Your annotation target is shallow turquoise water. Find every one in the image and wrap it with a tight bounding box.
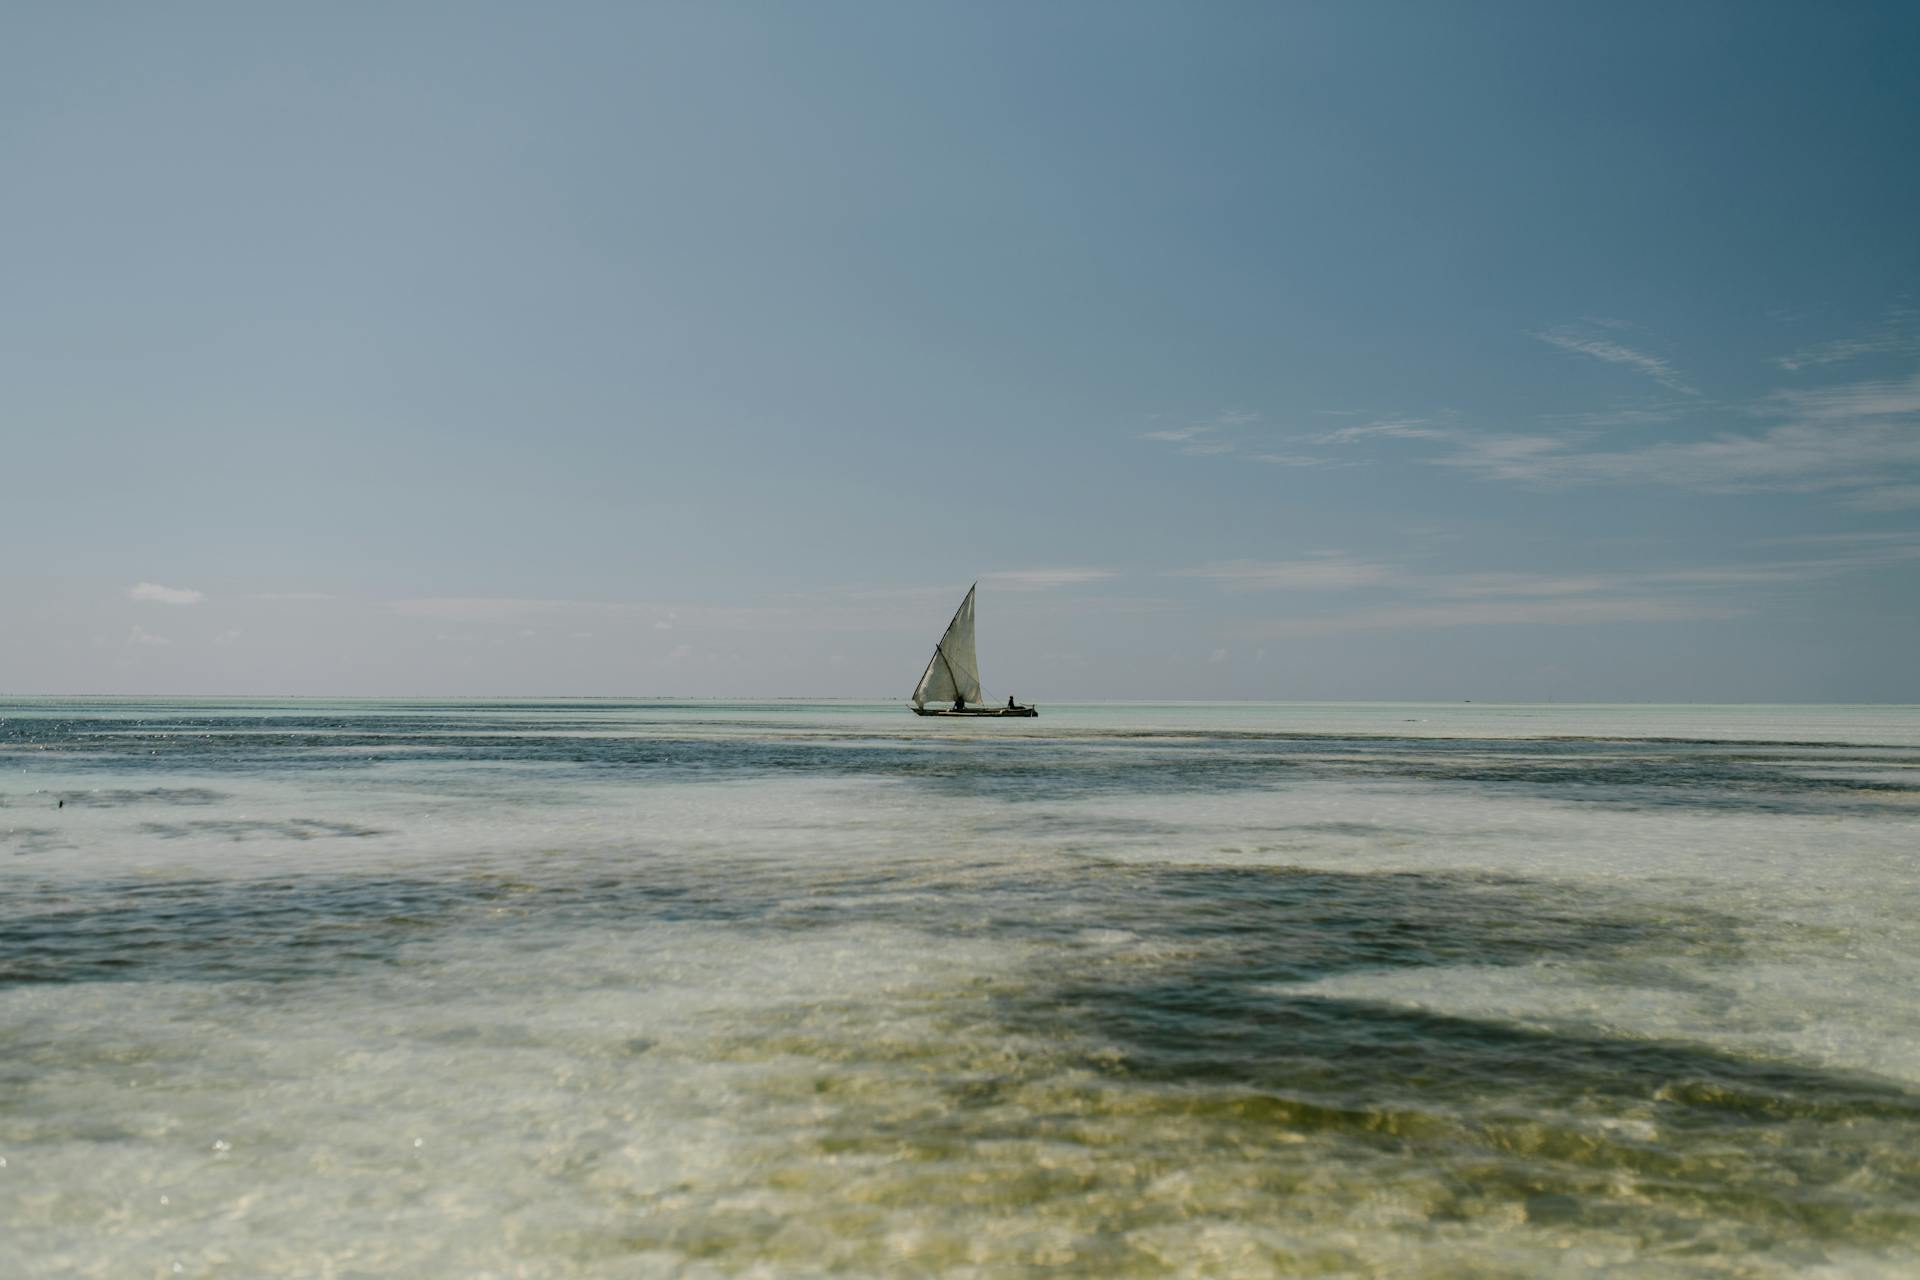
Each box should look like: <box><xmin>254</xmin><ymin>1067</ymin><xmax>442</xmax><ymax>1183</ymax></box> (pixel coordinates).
<box><xmin>3</xmin><ymin>700</ymin><xmax>1918</xmax><ymax>1276</ymax></box>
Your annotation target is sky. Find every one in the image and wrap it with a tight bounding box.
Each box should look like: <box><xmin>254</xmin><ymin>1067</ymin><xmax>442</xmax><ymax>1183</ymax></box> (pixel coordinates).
<box><xmin>3</xmin><ymin>1</ymin><xmax>1918</xmax><ymax>700</ymax></box>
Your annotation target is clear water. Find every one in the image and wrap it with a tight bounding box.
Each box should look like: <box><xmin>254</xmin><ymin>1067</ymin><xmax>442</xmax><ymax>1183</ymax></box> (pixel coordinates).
<box><xmin>3</xmin><ymin>699</ymin><xmax>1918</xmax><ymax>1278</ymax></box>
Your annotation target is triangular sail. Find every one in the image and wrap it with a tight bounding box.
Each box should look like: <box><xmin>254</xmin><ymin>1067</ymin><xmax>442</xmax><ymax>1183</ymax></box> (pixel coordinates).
<box><xmin>912</xmin><ymin>585</ymin><xmax>988</xmax><ymax>708</ymax></box>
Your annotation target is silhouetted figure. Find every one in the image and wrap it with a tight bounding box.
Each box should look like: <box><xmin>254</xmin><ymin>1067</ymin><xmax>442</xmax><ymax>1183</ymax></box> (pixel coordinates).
<box><xmin>1007</xmin><ymin>695</ymin><xmax>1016</xmax><ymax>709</ymax></box>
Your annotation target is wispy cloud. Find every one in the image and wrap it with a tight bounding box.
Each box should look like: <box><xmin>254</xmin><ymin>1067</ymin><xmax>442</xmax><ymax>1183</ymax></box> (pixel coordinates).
<box><xmin>1851</xmin><ymin>485</ymin><xmax>1920</xmax><ymax>511</ymax></box>
<box><xmin>1180</xmin><ymin>555</ymin><xmax>1400</xmax><ymax>592</ymax></box>
<box><xmin>1179</xmin><ymin>554</ymin><xmax>1876</xmax><ymax>601</ymax></box>
<box><xmin>981</xmin><ymin>567</ymin><xmax>1117</xmax><ymax>591</ymax></box>
<box><xmin>1185</xmin><ymin>537</ymin><xmax>1920</xmax><ymax>638</ymax></box>
<box><xmin>1305</xmin><ymin>416</ymin><xmax>1450</xmax><ymax>446</ymax></box>
<box><xmin>1217</xmin><ymin>416</ymin><xmax>1452</xmax><ymax>467</ymax></box>
<box><xmin>1242</xmin><ymin>596</ymin><xmax>1737</xmax><ymax>638</ymax></box>
<box><xmin>1138</xmin><ymin>410</ymin><xmax>1266</xmax><ymax>458</ymax></box>
<box><xmin>1535</xmin><ymin>326</ymin><xmax>1699</xmax><ymax>395</ymax></box>
<box><xmin>1245</xmin><ymin>452</ymin><xmax>1344</xmax><ymax>467</ymax></box>
<box><xmin>1139</xmin><ymin>426</ymin><xmax>1236</xmax><ymax>456</ymax></box>
<box><xmin>388</xmin><ymin>597</ymin><xmax>617</xmax><ymax>623</ymax></box>
<box><xmin>1191</xmin><ymin>556</ymin><xmax>1750</xmax><ymax>638</ymax></box>
<box><xmin>128</xmin><ymin>624</ymin><xmax>170</xmax><ymax>646</ymax></box>
<box><xmin>1775</xmin><ymin>304</ymin><xmax>1920</xmax><ymax>372</ymax></box>
<box><xmin>1765</xmin><ymin>371</ymin><xmax>1920</xmax><ymax>422</ymax></box>
<box><xmin>1424</xmin><ymin>371</ymin><xmax>1920</xmax><ymax>499</ymax></box>
<box><xmin>389</xmin><ymin>596</ymin><xmax>785</xmax><ymax>631</ymax></box>
<box><xmin>1286</xmin><ymin>326</ymin><xmax>1920</xmax><ymax>505</ymax></box>
<box><xmin>388</xmin><ymin>591</ymin><xmax>946</xmax><ymax>635</ymax></box>
<box><xmin>1757</xmin><ymin>529</ymin><xmax>1920</xmax><ymax>548</ymax></box>
<box><xmin>1141</xmin><ymin>409</ymin><xmax>1438</xmax><ymax>469</ymax></box>
<box><xmin>129</xmin><ymin>582</ymin><xmax>204</xmax><ymax>606</ymax></box>
<box><xmin>1539</xmin><ymin>401</ymin><xmax>1694</xmax><ymax>429</ymax></box>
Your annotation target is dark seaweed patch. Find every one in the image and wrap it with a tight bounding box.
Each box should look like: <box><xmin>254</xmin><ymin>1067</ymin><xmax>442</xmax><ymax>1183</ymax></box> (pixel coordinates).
<box><xmin>0</xmin><ymin>855</ymin><xmax>1724</xmax><ymax>999</ymax></box>
<box><xmin>134</xmin><ymin>818</ymin><xmax>383</xmax><ymax>842</ymax></box>
<box><xmin>48</xmin><ymin>787</ymin><xmax>228</xmax><ymax>808</ymax></box>
<box><xmin>5</xmin><ymin>703</ymin><xmax>1916</xmax><ymax>815</ymax></box>
<box><xmin>1</xmin><ymin>827</ymin><xmax>65</xmax><ymax>856</ymax></box>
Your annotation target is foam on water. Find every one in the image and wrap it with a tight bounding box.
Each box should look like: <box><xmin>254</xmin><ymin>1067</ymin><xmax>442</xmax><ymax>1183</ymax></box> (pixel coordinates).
<box><xmin>3</xmin><ymin>699</ymin><xmax>1919</xmax><ymax>1277</ymax></box>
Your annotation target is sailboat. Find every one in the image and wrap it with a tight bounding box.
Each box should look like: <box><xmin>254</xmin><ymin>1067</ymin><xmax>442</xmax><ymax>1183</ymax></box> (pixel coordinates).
<box><xmin>910</xmin><ymin>584</ymin><xmax>1037</xmax><ymax>717</ymax></box>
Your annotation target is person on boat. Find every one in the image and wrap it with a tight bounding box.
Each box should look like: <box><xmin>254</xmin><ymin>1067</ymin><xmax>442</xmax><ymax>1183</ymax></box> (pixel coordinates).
<box><xmin>1007</xmin><ymin>695</ymin><xmax>1016</xmax><ymax>709</ymax></box>
<box><xmin>953</xmin><ymin>696</ymin><xmax>965</xmax><ymax>711</ymax></box>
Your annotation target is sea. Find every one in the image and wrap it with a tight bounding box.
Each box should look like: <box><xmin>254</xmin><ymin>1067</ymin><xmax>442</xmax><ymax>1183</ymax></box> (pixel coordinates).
<box><xmin>3</xmin><ymin>698</ymin><xmax>1919</xmax><ymax>1278</ymax></box>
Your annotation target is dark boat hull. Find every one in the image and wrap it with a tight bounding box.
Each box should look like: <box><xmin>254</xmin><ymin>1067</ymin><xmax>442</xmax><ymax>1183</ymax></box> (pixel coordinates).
<box><xmin>912</xmin><ymin>706</ymin><xmax>1038</xmax><ymax>717</ymax></box>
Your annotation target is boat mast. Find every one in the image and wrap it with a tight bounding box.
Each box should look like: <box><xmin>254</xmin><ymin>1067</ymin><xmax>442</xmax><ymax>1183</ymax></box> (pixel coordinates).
<box><xmin>943</xmin><ymin>584</ymin><xmax>976</xmax><ymax>705</ymax></box>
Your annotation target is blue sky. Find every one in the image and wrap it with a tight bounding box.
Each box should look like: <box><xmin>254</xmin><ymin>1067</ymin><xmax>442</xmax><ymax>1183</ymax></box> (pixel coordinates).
<box><xmin>4</xmin><ymin>1</ymin><xmax>1918</xmax><ymax>699</ymax></box>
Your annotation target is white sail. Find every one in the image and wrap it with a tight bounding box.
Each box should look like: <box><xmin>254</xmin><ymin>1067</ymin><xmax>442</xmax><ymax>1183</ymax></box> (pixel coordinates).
<box><xmin>912</xmin><ymin>584</ymin><xmax>989</xmax><ymax>709</ymax></box>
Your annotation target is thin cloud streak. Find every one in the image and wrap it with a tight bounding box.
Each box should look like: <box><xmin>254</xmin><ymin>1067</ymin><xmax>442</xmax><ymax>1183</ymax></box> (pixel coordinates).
<box><xmin>1242</xmin><ymin>597</ymin><xmax>1739</xmax><ymax>639</ymax></box>
<box><xmin>387</xmin><ymin>598</ymin><xmax>628</xmax><ymax>623</ymax></box>
<box><xmin>1426</xmin><ymin>371</ymin><xmax>1920</xmax><ymax>498</ymax></box>
<box><xmin>387</xmin><ymin>592</ymin><xmax>966</xmax><ymax>634</ymax></box>
<box><xmin>130</xmin><ymin>582</ymin><xmax>204</xmax><ymax>606</ymax></box>
<box><xmin>1246</xmin><ymin>452</ymin><xmax>1345</xmax><ymax>468</ymax></box>
<box><xmin>1181</xmin><ymin>555</ymin><xmax>1883</xmax><ymax>601</ymax></box>
<box><xmin>1757</xmin><ymin>529</ymin><xmax>1920</xmax><ymax>547</ymax></box>
<box><xmin>1539</xmin><ymin>402</ymin><xmax>1694</xmax><ymax>429</ymax></box>
<box><xmin>1774</xmin><ymin>305</ymin><xmax>1920</xmax><ymax>372</ymax></box>
<box><xmin>1137</xmin><ymin>410</ymin><xmax>1297</xmax><ymax>462</ymax></box>
<box><xmin>1535</xmin><ymin>327</ymin><xmax>1700</xmax><ymax>396</ymax></box>
<box><xmin>1763</xmin><ymin>372</ymin><xmax>1920</xmax><ymax>422</ymax></box>
<box><xmin>1265</xmin><ymin>359</ymin><xmax>1920</xmax><ymax>506</ymax></box>
<box><xmin>1181</xmin><ymin>556</ymin><xmax>1400</xmax><ymax>592</ymax></box>
<box><xmin>1184</xmin><ymin>538</ymin><xmax>1919</xmax><ymax>638</ymax></box>
<box><xmin>1851</xmin><ymin>485</ymin><xmax>1920</xmax><ymax>511</ymax></box>
<box><xmin>1306</xmin><ymin>417</ymin><xmax>1449</xmax><ymax>446</ymax></box>
<box><xmin>980</xmin><ymin>567</ymin><xmax>1117</xmax><ymax>591</ymax></box>
<box><xmin>1140</xmin><ymin>411</ymin><xmax>1438</xmax><ymax>470</ymax></box>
